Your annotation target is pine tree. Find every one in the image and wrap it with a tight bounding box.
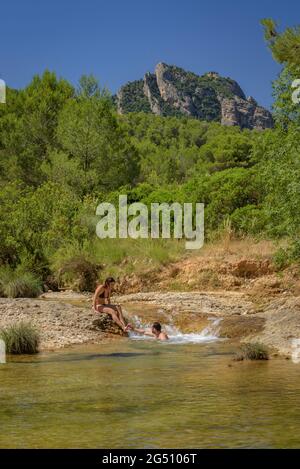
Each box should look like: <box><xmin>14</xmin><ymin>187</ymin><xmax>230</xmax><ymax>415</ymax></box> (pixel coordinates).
<box><xmin>261</xmin><ymin>18</ymin><xmax>300</xmax><ymax>70</ymax></box>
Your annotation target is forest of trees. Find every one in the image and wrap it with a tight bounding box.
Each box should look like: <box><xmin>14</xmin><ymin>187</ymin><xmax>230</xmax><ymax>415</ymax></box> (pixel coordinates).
<box><xmin>0</xmin><ymin>19</ymin><xmax>299</xmax><ymax>295</ymax></box>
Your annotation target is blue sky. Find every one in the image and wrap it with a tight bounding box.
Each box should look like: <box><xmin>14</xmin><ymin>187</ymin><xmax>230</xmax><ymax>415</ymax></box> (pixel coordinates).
<box><xmin>1</xmin><ymin>0</ymin><xmax>299</xmax><ymax>108</ymax></box>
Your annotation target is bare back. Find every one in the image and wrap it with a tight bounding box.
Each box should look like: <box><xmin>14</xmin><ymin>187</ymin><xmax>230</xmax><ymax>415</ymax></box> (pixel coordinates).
<box><xmin>157</xmin><ymin>332</ymin><xmax>169</xmax><ymax>341</ymax></box>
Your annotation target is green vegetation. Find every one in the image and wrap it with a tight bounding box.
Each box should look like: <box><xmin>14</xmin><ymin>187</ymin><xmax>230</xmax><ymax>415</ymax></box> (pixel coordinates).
<box><xmin>273</xmin><ymin>240</ymin><xmax>300</xmax><ymax>270</ymax></box>
<box><xmin>0</xmin><ymin>20</ymin><xmax>299</xmax><ymax>292</ymax></box>
<box><xmin>0</xmin><ymin>322</ymin><xmax>40</xmax><ymax>354</ymax></box>
<box><xmin>53</xmin><ymin>254</ymin><xmax>100</xmax><ymax>292</ymax></box>
<box><xmin>117</xmin><ymin>80</ymin><xmax>151</xmax><ymax>114</ymax></box>
<box><xmin>261</xmin><ymin>18</ymin><xmax>300</xmax><ymax>128</ymax></box>
<box><xmin>235</xmin><ymin>343</ymin><xmax>269</xmax><ymax>361</ymax></box>
<box><xmin>0</xmin><ymin>267</ymin><xmax>42</xmax><ymax>298</ymax></box>
<box><xmin>261</xmin><ymin>18</ymin><xmax>300</xmax><ymax>68</ymax></box>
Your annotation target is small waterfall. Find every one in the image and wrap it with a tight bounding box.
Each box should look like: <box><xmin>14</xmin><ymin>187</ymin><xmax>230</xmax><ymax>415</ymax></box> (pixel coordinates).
<box><xmin>128</xmin><ymin>315</ymin><xmax>221</xmax><ymax>344</ymax></box>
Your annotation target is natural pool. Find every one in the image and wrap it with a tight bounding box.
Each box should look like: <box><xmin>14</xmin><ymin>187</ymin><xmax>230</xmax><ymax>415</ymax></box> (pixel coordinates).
<box><xmin>1</xmin><ymin>330</ymin><xmax>300</xmax><ymax>448</ymax></box>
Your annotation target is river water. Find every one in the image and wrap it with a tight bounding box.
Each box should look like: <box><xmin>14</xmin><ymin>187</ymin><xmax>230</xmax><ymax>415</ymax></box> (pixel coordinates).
<box><xmin>1</xmin><ymin>319</ymin><xmax>300</xmax><ymax>448</ymax></box>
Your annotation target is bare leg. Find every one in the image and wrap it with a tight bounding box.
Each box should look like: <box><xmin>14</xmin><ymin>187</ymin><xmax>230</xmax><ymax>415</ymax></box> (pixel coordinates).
<box><xmin>105</xmin><ymin>304</ymin><xmax>127</xmax><ymax>330</ymax></box>
<box><xmin>109</xmin><ymin>311</ymin><xmax>126</xmax><ymax>331</ymax></box>
<box><xmin>114</xmin><ymin>305</ymin><xmax>127</xmax><ymax>329</ymax></box>
<box><xmin>98</xmin><ymin>305</ymin><xmax>127</xmax><ymax>331</ymax></box>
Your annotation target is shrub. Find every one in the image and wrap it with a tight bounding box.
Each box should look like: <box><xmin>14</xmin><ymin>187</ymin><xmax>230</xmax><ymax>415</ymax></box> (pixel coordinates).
<box><xmin>235</xmin><ymin>343</ymin><xmax>269</xmax><ymax>361</ymax></box>
<box><xmin>290</xmin><ymin>239</ymin><xmax>300</xmax><ymax>262</ymax></box>
<box><xmin>273</xmin><ymin>240</ymin><xmax>300</xmax><ymax>270</ymax></box>
<box><xmin>0</xmin><ymin>322</ymin><xmax>40</xmax><ymax>354</ymax></box>
<box><xmin>57</xmin><ymin>255</ymin><xmax>100</xmax><ymax>291</ymax></box>
<box><xmin>230</xmin><ymin>205</ymin><xmax>268</xmax><ymax>236</ymax></box>
<box><xmin>272</xmin><ymin>247</ymin><xmax>290</xmax><ymax>270</ymax></box>
<box><xmin>0</xmin><ymin>267</ymin><xmax>42</xmax><ymax>298</ymax></box>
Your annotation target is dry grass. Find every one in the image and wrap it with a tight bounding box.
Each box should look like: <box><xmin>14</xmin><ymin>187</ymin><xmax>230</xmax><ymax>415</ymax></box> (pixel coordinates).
<box><xmin>94</xmin><ymin>238</ymin><xmax>186</xmax><ymax>280</ymax></box>
<box><xmin>150</xmin><ymin>235</ymin><xmax>293</xmax><ymax>295</ymax></box>
<box><xmin>192</xmin><ymin>237</ymin><xmax>279</xmax><ymax>261</ymax></box>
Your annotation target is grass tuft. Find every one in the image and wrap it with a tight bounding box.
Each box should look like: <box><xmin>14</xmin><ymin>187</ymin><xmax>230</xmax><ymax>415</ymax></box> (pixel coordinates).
<box><xmin>235</xmin><ymin>342</ymin><xmax>269</xmax><ymax>361</ymax></box>
<box><xmin>0</xmin><ymin>267</ymin><xmax>42</xmax><ymax>298</ymax></box>
<box><xmin>0</xmin><ymin>322</ymin><xmax>40</xmax><ymax>354</ymax></box>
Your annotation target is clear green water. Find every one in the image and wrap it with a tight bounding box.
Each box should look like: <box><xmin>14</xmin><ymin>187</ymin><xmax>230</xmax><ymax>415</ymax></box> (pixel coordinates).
<box><xmin>1</xmin><ymin>339</ymin><xmax>300</xmax><ymax>448</ymax></box>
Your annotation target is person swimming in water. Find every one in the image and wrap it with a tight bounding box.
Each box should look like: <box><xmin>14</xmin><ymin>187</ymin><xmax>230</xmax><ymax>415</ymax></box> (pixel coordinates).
<box><xmin>93</xmin><ymin>277</ymin><xmax>128</xmax><ymax>332</ymax></box>
<box><xmin>129</xmin><ymin>322</ymin><xmax>169</xmax><ymax>341</ymax></box>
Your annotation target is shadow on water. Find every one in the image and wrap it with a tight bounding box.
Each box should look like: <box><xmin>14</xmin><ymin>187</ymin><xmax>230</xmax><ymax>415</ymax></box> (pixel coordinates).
<box><xmin>9</xmin><ymin>350</ymin><xmax>160</xmax><ymax>365</ymax></box>
<box><xmin>8</xmin><ymin>341</ymin><xmax>232</xmax><ymax>365</ymax></box>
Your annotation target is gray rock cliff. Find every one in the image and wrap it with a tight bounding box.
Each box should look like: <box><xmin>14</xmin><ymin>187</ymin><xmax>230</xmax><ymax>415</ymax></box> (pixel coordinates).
<box><xmin>117</xmin><ymin>63</ymin><xmax>273</xmax><ymax>130</ymax></box>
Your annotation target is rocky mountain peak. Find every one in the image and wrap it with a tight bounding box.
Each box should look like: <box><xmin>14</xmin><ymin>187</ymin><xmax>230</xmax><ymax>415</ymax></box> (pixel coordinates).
<box><xmin>117</xmin><ymin>63</ymin><xmax>273</xmax><ymax>130</ymax></box>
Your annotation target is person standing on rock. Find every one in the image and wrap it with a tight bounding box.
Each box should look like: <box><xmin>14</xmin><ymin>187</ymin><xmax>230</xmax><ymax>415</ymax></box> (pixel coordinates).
<box><xmin>93</xmin><ymin>277</ymin><xmax>128</xmax><ymax>332</ymax></box>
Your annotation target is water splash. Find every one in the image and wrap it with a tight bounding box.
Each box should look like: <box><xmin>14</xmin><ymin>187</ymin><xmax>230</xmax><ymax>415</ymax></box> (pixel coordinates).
<box><xmin>128</xmin><ymin>315</ymin><xmax>221</xmax><ymax>344</ymax></box>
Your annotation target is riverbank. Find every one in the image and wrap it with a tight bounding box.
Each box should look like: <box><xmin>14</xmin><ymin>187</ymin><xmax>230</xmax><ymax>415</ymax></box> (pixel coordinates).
<box><xmin>1</xmin><ymin>288</ymin><xmax>299</xmax><ymax>356</ymax></box>
<box><xmin>0</xmin><ymin>293</ymin><xmax>108</xmax><ymax>350</ymax></box>
<box><xmin>1</xmin><ymin>239</ymin><xmax>299</xmax><ymax>356</ymax></box>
